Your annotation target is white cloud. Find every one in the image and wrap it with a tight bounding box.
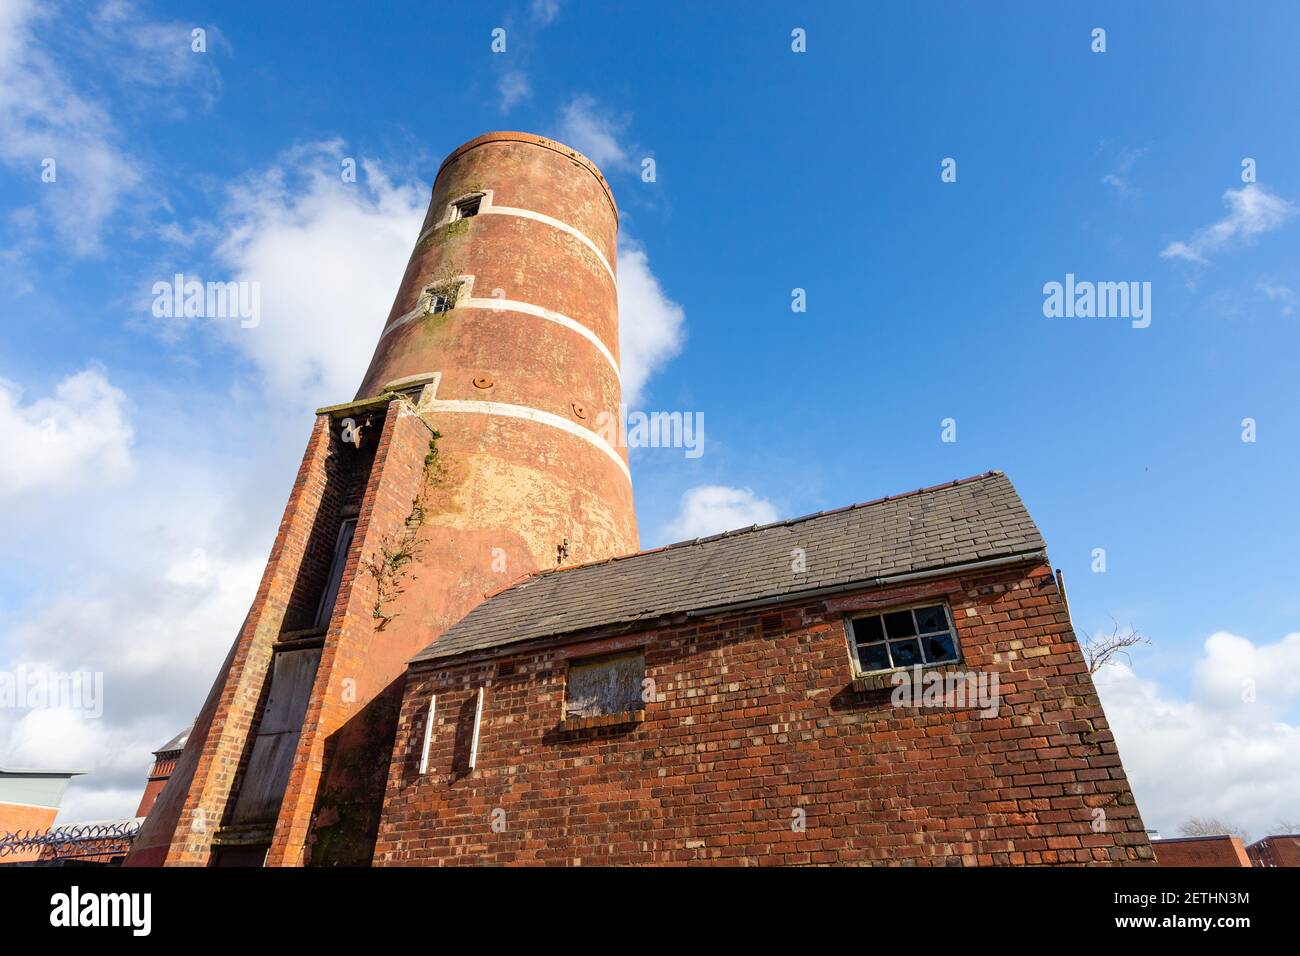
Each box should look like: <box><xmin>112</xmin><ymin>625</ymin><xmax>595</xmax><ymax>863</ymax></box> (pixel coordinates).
<box><xmin>0</xmin><ymin>432</ymin><xmax>270</xmax><ymax>823</ymax></box>
<box><xmin>0</xmin><ymin>0</ymin><xmax>140</xmax><ymax>254</ymax></box>
<box><xmin>86</xmin><ymin>3</ymin><xmax>223</xmax><ymax>113</ymax></box>
<box><xmin>1257</xmin><ymin>280</ymin><xmax>1296</xmax><ymax>316</ymax></box>
<box><xmin>1101</xmin><ymin>146</ymin><xmax>1147</xmax><ymax>197</ymax></box>
<box><xmin>531</xmin><ymin>0</ymin><xmax>561</xmax><ymax>25</ymax></box>
<box><xmin>1161</xmin><ymin>185</ymin><xmax>1296</xmax><ymax>263</ymax></box>
<box><xmin>0</xmin><ymin>0</ymin><xmax>221</xmax><ymax>255</ymax></box>
<box><xmin>617</xmin><ymin>240</ymin><xmax>685</xmax><ymax>405</ymax></box>
<box><xmin>662</xmin><ymin>485</ymin><xmax>779</xmax><ymax>541</ymax></box>
<box><xmin>210</xmin><ymin>143</ymin><xmax>427</xmax><ymax>405</ymax></box>
<box><xmin>0</xmin><ymin>366</ymin><xmax>133</xmax><ymax>502</ymax></box>
<box><xmin>1097</xmin><ymin>629</ymin><xmax>1300</xmax><ymax>840</ymax></box>
<box><xmin>556</xmin><ymin>95</ymin><xmax>631</xmax><ymax>172</ymax></box>
<box><xmin>497</xmin><ymin>70</ymin><xmax>531</xmax><ymax>111</ymax></box>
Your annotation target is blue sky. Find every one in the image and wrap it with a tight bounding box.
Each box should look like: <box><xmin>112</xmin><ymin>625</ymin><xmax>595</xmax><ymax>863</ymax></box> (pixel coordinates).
<box><xmin>1</xmin><ymin>1</ymin><xmax>1297</xmax><ymax>837</ymax></box>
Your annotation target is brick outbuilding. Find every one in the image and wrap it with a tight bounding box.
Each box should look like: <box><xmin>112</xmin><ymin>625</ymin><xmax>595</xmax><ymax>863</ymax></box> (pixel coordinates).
<box><xmin>374</xmin><ymin>471</ymin><xmax>1153</xmax><ymax>866</ymax></box>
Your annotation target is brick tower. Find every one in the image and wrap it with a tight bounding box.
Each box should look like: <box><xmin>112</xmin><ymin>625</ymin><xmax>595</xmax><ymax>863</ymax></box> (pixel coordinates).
<box><xmin>127</xmin><ymin>132</ymin><xmax>638</xmax><ymax>866</ymax></box>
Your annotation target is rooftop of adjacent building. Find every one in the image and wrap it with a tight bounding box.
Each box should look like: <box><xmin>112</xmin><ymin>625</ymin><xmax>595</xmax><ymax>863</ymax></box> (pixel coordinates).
<box><xmin>0</xmin><ymin>768</ymin><xmax>87</xmax><ymax>811</ymax></box>
<box><xmin>153</xmin><ymin>725</ymin><xmax>191</xmax><ymax>760</ymax></box>
<box><xmin>1246</xmin><ymin>834</ymin><xmax>1300</xmax><ymax>849</ymax></box>
<box><xmin>414</xmin><ymin>470</ymin><xmax>1045</xmax><ymax>665</ymax></box>
<box><xmin>1150</xmin><ymin>833</ymin><xmax>1254</xmax><ymax>866</ymax></box>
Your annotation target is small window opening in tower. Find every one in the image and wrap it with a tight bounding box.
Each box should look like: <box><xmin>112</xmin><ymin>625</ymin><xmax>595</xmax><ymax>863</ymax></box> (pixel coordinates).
<box><xmin>451</xmin><ymin>194</ymin><xmax>482</xmax><ymax>220</ymax></box>
<box><xmin>423</xmin><ymin>281</ymin><xmax>461</xmax><ymax>315</ymax></box>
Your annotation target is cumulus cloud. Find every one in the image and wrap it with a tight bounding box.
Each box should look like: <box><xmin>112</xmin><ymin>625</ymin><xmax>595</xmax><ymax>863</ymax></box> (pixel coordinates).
<box><xmin>497</xmin><ymin>70</ymin><xmax>531</xmax><ymax>111</ymax></box>
<box><xmin>1096</xmin><ymin>629</ymin><xmax>1300</xmax><ymax>840</ymax></box>
<box><xmin>210</xmin><ymin>143</ymin><xmax>426</xmax><ymax>405</ymax></box>
<box><xmin>1161</xmin><ymin>185</ymin><xmax>1296</xmax><ymax>263</ymax></box>
<box><xmin>0</xmin><ymin>366</ymin><xmax>133</xmax><ymax>502</ymax></box>
<box><xmin>662</xmin><ymin>485</ymin><xmax>779</xmax><ymax>541</ymax></box>
<box><xmin>0</xmin><ymin>0</ymin><xmax>221</xmax><ymax>255</ymax></box>
<box><xmin>0</xmin><ymin>435</ymin><xmax>269</xmax><ymax>823</ymax></box>
<box><xmin>0</xmin><ymin>0</ymin><xmax>139</xmax><ymax>254</ymax></box>
<box><xmin>617</xmin><ymin>240</ymin><xmax>685</xmax><ymax>405</ymax></box>
<box><xmin>556</xmin><ymin>95</ymin><xmax>632</xmax><ymax>172</ymax></box>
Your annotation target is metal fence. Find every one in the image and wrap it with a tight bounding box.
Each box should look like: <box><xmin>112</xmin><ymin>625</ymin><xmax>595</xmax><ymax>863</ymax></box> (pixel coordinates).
<box><xmin>0</xmin><ymin>820</ymin><xmax>139</xmax><ymax>865</ymax></box>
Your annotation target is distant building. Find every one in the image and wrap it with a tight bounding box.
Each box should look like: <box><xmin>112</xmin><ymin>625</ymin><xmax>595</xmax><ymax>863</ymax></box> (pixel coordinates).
<box><xmin>1152</xmin><ymin>834</ymin><xmax>1252</xmax><ymax>867</ymax></box>
<box><xmin>375</xmin><ymin>472</ymin><xmax>1155</xmax><ymax>866</ymax></box>
<box><xmin>134</xmin><ymin>727</ymin><xmax>191</xmax><ymax>819</ymax></box>
<box><xmin>0</xmin><ymin>767</ymin><xmax>85</xmax><ymax>863</ymax></box>
<box><xmin>1246</xmin><ymin>834</ymin><xmax>1300</xmax><ymax>867</ymax></box>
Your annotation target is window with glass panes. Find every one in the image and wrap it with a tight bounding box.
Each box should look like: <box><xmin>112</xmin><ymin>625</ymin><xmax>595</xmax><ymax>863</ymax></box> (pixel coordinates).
<box><xmin>848</xmin><ymin>603</ymin><xmax>960</xmax><ymax>674</ymax></box>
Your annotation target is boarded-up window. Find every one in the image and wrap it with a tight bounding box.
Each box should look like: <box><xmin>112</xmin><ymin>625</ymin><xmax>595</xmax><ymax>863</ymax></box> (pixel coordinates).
<box><xmin>228</xmin><ymin>645</ymin><xmax>322</xmax><ymax>826</ymax></box>
<box><xmin>314</xmin><ymin>518</ymin><xmax>356</xmax><ymax>629</ymax></box>
<box><xmin>566</xmin><ymin>651</ymin><xmax>644</xmax><ymax>719</ymax></box>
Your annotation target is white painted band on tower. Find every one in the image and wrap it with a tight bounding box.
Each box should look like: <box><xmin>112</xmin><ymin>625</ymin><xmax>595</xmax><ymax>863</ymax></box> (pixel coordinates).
<box><xmin>418</xmin><ymin>398</ymin><xmax>631</xmax><ymax>482</ymax></box>
<box><xmin>421</xmin><ymin>190</ymin><xmax>616</xmax><ymax>282</ymax></box>
<box><xmin>380</xmin><ymin>297</ymin><xmax>621</xmax><ymax>383</ymax></box>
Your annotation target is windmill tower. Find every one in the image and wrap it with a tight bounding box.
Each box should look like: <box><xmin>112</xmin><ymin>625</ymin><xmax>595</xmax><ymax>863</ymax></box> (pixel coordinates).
<box><xmin>128</xmin><ymin>132</ymin><xmax>638</xmax><ymax>866</ymax></box>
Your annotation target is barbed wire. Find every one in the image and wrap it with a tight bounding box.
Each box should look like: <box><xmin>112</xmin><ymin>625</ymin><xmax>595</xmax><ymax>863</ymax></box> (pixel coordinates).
<box><xmin>0</xmin><ymin>820</ymin><xmax>140</xmax><ymax>859</ymax></box>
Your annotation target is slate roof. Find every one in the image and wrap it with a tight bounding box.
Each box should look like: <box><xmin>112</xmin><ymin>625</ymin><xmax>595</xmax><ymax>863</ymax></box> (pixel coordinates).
<box><xmin>413</xmin><ymin>471</ymin><xmax>1045</xmax><ymax>665</ymax></box>
<box><xmin>154</xmin><ymin>725</ymin><xmax>191</xmax><ymax>758</ymax></box>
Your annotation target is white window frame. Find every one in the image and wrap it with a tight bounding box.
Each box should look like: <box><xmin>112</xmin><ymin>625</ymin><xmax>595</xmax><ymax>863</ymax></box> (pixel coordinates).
<box><xmin>417</xmin><ymin>694</ymin><xmax>437</xmax><ymax>775</ymax></box>
<box><xmin>467</xmin><ymin>687</ymin><xmax>485</xmax><ymax>771</ymax></box>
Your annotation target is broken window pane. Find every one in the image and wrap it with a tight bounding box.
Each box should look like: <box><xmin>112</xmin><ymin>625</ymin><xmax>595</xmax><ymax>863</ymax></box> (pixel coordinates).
<box><xmin>856</xmin><ymin>641</ymin><xmax>891</xmax><ymax>672</ymax></box>
<box><xmin>923</xmin><ymin>632</ymin><xmax>958</xmax><ymax>664</ymax></box>
<box><xmin>889</xmin><ymin>638</ymin><xmax>923</xmax><ymax>667</ymax></box>
<box><xmin>913</xmin><ymin>605</ymin><xmax>948</xmax><ymax>634</ymax></box>
<box><xmin>883</xmin><ymin>610</ymin><xmax>916</xmax><ymax>639</ymax></box>
<box><xmin>853</xmin><ymin>615</ymin><xmax>884</xmax><ymax>644</ymax></box>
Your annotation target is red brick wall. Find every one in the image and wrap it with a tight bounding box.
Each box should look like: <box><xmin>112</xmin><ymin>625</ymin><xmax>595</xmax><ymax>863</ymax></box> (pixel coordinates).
<box><xmin>374</xmin><ymin>562</ymin><xmax>1153</xmax><ymax>865</ymax></box>
<box><xmin>1154</xmin><ymin>836</ymin><xmax>1251</xmax><ymax>867</ymax></box>
<box><xmin>269</xmin><ymin>401</ymin><xmax>437</xmax><ymax>866</ymax></box>
<box><xmin>0</xmin><ymin>802</ymin><xmax>58</xmax><ymax>863</ymax></box>
<box><xmin>133</xmin><ymin>754</ymin><xmax>178</xmax><ymax>819</ymax></box>
<box><xmin>1246</xmin><ymin>835</ymin><xmax>1300</xmax><ymax>867</ymax></box>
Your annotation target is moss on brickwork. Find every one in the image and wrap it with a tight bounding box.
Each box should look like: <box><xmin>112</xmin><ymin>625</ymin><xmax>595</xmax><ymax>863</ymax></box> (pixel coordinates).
<box><xmin>362</xmin><ymin>426</ymin><xmax>445</xmax><ymax>631</ymax></box>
